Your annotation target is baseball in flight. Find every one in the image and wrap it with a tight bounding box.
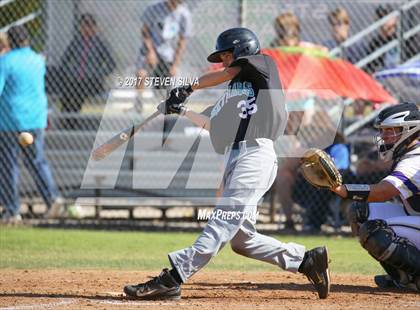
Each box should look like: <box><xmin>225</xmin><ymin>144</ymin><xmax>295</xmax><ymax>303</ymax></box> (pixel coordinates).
<box><xmin>18</xmin><ymin>132</ymin><xmax>34</xmax><ymax>147</ymax></box>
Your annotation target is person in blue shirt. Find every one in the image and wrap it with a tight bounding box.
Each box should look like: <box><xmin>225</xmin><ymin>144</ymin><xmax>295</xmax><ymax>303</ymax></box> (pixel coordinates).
<box><xmin>0</xmin><ymin>25</ymin><xmax>60</xmax><ymax>222</ymax></box>
<box><xmin>326</xmin><ymin>143</ymin><xmax>351</xmax><ymax>172</ymax></box>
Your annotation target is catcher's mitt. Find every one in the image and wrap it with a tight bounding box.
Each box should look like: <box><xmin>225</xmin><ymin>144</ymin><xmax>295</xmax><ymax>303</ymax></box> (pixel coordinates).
<box><xmin>300</xmin><ymin>148</ymin><xmax>343</xmax><ymax>189</ymax></box>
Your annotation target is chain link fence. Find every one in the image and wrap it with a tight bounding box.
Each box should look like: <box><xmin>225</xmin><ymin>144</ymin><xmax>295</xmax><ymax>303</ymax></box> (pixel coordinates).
<box><xmin>0</xmin><ymin>0</ymin><xmax>419</xmax><ymax>231</ymax></box>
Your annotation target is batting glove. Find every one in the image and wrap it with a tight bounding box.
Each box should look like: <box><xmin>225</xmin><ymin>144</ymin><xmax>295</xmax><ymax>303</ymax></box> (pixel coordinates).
<box><xmin>170</xmin><ymin>85</ymin><xmax>194</xmax><ymax>103</ymax></box>
<box><xmin>157</xmin><ymin>100</ymin><xmax>188</xmax><ymax>115</ymax></box>
<box><xmin>157</xmin><ymin>85</ymin><xmax>193</xmax><ymax>115</ymax></box>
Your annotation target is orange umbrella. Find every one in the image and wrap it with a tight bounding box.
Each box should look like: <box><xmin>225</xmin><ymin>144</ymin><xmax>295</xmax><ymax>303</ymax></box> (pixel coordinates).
<box><xmin>263</xmin><ymin>46</ymin><xmax>396</xmax><ymax>103</ymax></box>
<box><xmin>210</xmin><ymin>46</ymin><xmax>396</xmax><ymax>103</ymax></box>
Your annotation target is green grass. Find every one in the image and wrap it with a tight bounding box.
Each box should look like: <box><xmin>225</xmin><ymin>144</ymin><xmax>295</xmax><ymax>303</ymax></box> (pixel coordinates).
<box><xmin>0</xmin><ymin>227</ymin><xmax>382</xmax><ymax>275</ymax></box>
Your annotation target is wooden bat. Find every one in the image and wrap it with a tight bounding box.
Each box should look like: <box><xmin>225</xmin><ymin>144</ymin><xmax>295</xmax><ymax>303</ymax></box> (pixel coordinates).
<box><xmin>91</xmin><ymin>110</ymin><xmax>161</xmax><ymax>161</ymax></box>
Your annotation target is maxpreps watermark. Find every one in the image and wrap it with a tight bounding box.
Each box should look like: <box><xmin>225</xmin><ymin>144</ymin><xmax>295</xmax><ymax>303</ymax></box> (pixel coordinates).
<box><xmin>117</xmin><ymin>76</ymin><xmax>199</xmax><ymax>88</ymax></box>
<box><xmin>197</xmin><ymin>209</ymin><xmax>260</xmax><ymax>221</ymax></box>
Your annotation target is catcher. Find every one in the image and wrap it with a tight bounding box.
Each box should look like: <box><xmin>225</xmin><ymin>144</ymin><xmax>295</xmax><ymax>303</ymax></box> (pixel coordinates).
<box><xmin>301</xmin><ymin>102</ymin><xmax>419</xmax><ymax>291</ymax></box>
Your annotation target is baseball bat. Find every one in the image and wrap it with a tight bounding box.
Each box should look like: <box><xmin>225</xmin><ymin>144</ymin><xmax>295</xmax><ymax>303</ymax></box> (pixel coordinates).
<box><xmin>91</xmin><ymin>110</ymin><xmax>161</xmax><ymax>161</ymax></box>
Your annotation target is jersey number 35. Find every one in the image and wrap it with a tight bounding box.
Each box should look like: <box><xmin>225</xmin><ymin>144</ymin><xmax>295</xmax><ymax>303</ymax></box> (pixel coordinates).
<box><xmin>237</xmin><ymin>98</ymin><xmax>258</xmax><ymax>119</ymax></box>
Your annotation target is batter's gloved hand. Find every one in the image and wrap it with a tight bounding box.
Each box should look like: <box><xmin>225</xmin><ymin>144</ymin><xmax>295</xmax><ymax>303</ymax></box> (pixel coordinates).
<box><xmin>171</xmin><ymin>84</ymin><xmax>194</xmax><ymax>102</ymax></box>
<box><xmin>157</xmin><ymin>85</ymin><xmax>193</xmax><ymax>115</ymax></box>
<box><xmin>300</xmin><ymin>148</ymin><xmax>343</xmax><ymax>189</ymax></box>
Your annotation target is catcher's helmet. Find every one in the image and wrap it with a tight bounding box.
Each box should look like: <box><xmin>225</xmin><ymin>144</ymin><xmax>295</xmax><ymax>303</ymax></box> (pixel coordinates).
<box><xmin>374</xmin><ymin>102</ymin><xmax>420</xmax><ymax>161</ymax></box>
<box><xmin>207</xmin><ymin>27</ymin><xmax>260</xmax><ymax>63</ymax></box>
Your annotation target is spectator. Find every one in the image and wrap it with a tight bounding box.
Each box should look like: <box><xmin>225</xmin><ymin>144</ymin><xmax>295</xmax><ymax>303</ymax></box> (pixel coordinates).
<box><xmin>0</xmin><ymin>26</ymin><xmax>61</xmax><ymax>223</ymax></box>
<box><xmin>365</xmin><ymin>5</ymin><xmax>399</xmax><ymax>74</ymax></box>
<box><xmin>324</xmin><ymin>8</ymin><xmax>350</xmax><ymax>50</ymax></box>
<box><xmin>275</xmin><ymin>99</ymin><xmax>315</xmax><ymax>231</ymax></box>
<box><xmin>270</xmin><ymin>13</ymin><xmax>327</xmax><ymax>230</ymax></box>
<box><xmin>323</xmin><ymin>8</ymin><xmax>367</xmax><ymax>63</ymax></box>
<box><xmin>270</xmin><ymin>12</ymin><xmax>328</xmax><ymax>52</ymax></box>
<box><xmin>135</xmin><ymin>0</ymin><xmax>192</xmax><ymax>103</ymax></box>
<box><xmin>58</xmin><ymin>13</ymin><xmax>115</xmax><ymax>128</ymax></box>
<box><xmin>277</xmin><ymin>106</ymin><xmax>344</xmax><ymax>231</ymax></box>
<box><xmin>0</xmin><ymin>32</ymin><xmax>10</xmax><ymax>55</ymax></box>
<box><xmin>275</xmin><ymin>157</ymin><xmax>300</xmax><ymax>230</ymax></box>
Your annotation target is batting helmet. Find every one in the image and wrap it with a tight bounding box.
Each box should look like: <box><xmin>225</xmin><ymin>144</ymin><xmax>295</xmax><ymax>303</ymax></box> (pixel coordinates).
<box><xmin>207</xmin><ymin>27</ymin><xmax>260</xmax><ymax>63</ymax></box>
<box><xmin>374</xmin><ymin>102</ymin><xmax>420</xmax><ymax>161</ymax></box>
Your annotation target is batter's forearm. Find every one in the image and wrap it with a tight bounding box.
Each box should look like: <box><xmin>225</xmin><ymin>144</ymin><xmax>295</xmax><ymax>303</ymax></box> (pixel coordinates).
<box><xmin>192</xmin><ymin>67</ymin><xmax>240</xmax><ymax>90</ymax></box>
<box><xmin>184</xmin><ymin>110</ymin><xmax>211</xmax><ymax>131</ymax></box>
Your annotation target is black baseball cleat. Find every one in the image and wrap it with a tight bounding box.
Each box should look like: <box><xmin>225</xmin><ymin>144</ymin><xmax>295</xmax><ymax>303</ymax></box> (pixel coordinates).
<box><xmin>124</xmin><ymin>268</ymin><xmax>181</xmax><ymax>300</ymax></box>
<box><xmin>374</xmin><ymin>274</ymin><xmax>398</xmax><ymax>289</ymax></box>
<box><xmin>414</xmin><ymin>276</ymin><xmax>420</xmax><ymax>292</ymax></box>
<box><xmin>299</xmin><ymin>246</ymin><xmax>331</xmax><ymax>299</ymax></box>
<box><xmin>374</xmin><ymin>274</ymin><xmax>420</xmax><ymax>292</ymax></box>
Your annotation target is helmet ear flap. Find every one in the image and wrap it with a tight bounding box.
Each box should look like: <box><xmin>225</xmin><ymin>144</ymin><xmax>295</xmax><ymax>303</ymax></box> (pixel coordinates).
<box><xmin>232</xmin><ymin>40</ymin><xmax>260</xmax><ymax>59</ymax></box>
<box><xmin>233</xmin><ymin>43</ymin><xmax>248</xmax><ymax>59</ymax></box>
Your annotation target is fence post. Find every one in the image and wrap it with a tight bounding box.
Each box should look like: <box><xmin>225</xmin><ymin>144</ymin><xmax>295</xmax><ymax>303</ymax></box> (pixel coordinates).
<box><xmin>397</xmin><ymin>8</ymin><xmax>404</xmax><ymax>64</ymax></box>
<box><xmin>239</xmin><ymin>0</ymin><xmax>245</xmax><ymax>27</ymax></box>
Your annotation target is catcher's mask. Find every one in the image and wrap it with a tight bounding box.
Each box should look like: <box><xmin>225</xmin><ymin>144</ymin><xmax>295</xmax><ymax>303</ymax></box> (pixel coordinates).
<box><xmin>374</xmin><ymin>102</ymin><xmax>420</xmax><ymax>161</ymax></box>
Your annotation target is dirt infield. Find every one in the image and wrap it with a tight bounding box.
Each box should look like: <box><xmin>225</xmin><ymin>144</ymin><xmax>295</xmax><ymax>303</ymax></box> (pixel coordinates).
<box><xmin>0</xmin><ymin>270</ymin><xmax>419</xmax><ymax>310</ymax></box>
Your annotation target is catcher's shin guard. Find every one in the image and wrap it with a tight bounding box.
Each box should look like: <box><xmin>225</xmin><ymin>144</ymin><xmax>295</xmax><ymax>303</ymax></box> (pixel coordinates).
<box><xmin>374</xmin><ymin>261</ymin><xmax>405</xmax><ymax>288</ymax></box>
<box><xmin>379</xmin><ymin>261</ymin><xmax>401</xmax><ymax>282</ymax></box>
<box><xmin>359</xmin><ymin>220</ymin><xmax>420</xmax><ymax>278</ymax></box>
<box><xmin>347</xmin><ymin>202</ymin><xmax>369</xmax><ymax>236</ymax></box>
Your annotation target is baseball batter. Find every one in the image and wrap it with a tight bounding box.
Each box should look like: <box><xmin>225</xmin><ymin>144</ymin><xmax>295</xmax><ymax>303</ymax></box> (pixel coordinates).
<box><xmin>124</xmin><ymin>28</ymin><xmax>330</xmax><ymax>300</ymax></box>
<box><xmin>332</xmin><ymin>102</ymin><xmax>420</xmax><ymax>291</ymax></box>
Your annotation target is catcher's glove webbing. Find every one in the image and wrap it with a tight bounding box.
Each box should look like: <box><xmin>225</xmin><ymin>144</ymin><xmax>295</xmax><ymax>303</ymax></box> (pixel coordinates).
<box><xmin>300</xmin><ymin>148</ymin><xmax>343</xmax><ymax>189</ymax></box>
